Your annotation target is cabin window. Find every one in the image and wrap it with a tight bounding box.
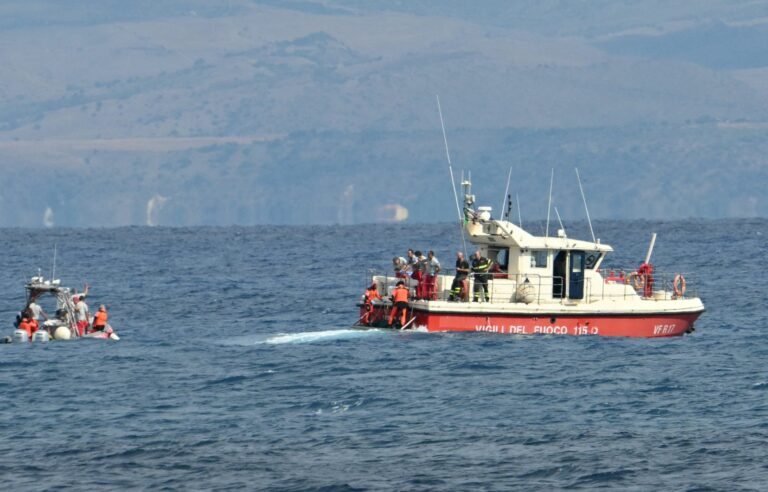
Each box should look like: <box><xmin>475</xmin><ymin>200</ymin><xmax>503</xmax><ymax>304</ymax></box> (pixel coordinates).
<box><xmin>531</xmin><ymin>250</ymin><xmax>548</xmax><ymax>268</ymax></box>
<box><xmin>585</xmin><ymin>253</ymin><xmax>602</xmax><ymax>269</ymax></box>
<box><xmin>489</xmin><ymin>247</ymin><xmax>509</xmax><ymax>270</ymax></box>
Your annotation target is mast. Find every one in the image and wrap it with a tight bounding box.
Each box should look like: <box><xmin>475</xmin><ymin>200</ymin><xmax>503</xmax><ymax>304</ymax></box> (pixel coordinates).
<box><xmin>500</xmin><ymin>166</ymin><xmax>513</xmax><ymax>221</ymax></box>
<box><xmin>436</xmin><ymin>95</ymin><xmax>468</xmax><ymax>258</ymax></box>
<box><xmin>545</xmin><ymin>168</ymin><xmax>554</xmax><ymax>237</ymax></box>
<box><xmin>575</xmin><ymin>167</ymin><xmax>596</xmax><ymax>243</ymax></box>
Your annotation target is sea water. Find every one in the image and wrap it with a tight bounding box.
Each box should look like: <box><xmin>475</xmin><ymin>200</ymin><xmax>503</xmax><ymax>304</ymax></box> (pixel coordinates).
<box><xmin>0</xmin><ymin>220</ymin><xmax>766</xmax><ymax>490</ymax></box>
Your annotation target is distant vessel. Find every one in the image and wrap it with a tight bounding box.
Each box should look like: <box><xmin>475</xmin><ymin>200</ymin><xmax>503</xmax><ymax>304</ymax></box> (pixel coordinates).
<box><xmin>7</xmin><ymin>274</ymin><xmax>119</xmax><ymax>343</ymax></box>
<box><xmin>354</xmin><ymin>178</ymin><xmax>705</xmax><ymax>338</ymax></box>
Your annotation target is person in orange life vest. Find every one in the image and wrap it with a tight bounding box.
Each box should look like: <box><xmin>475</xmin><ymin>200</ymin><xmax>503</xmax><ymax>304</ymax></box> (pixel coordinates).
<box><xmin>388</xmin><ymin>280</ymin><xmax>410</xmax><ymax>328</ymax></box>
<box><xmin>73</xmin><ymin>295</ymin><xmax>90</xmax><ymax>336</ymax></box>
<box><xmin>18</xmin><ymin>314</ymin><xmax>33</xmax><ymax>339</ymax></box>
<box><xmin>361</xmin><ymin>284</ymin><xmax>382</xmax><ymax>325</ymax></box>
<box><xmin>92</xmin><ymin>305</ymin><xmax>109</xmax><ymax>332</ymax></box>
<box><xmin>29</xmin><ymin>317</ymin><xmax>39</xmax><ymax>336</ymax></box>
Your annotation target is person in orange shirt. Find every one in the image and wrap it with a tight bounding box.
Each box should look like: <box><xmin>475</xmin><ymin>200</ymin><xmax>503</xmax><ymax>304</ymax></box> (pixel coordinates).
<box><xmin>361</xmin><ymin>284</ymin><xmax>382</xmax><ymax>325</ymax></box>
<box><xmin>91</xmin><ymin>305</ymin><xmax>109</xmax><ymax>332</ymax></box>
<box><xmin>18</xmin><ymin>314</ymin><xmax>33</xmax><ymax>339</ymax></box>
<box><xmin>387</xmin><ymin>281</ymin><xmax>410</xmax><ymax>328</ymax></box>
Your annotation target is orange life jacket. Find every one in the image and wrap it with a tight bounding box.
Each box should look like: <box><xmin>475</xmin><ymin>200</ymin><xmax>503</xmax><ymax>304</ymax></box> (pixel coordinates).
<box><xmin>93</xmin><ymin>310</ymin><xmax>108</xmax><ymax>327</ymax></box>
<box><xmin>392</xmin><ymin>286</ymin><xmax>409</xmax><ymax>303</ymax></box>
<box><xmin>364</xmin><ymin>289</ymin><xmax>381</xmax><ymax>304</ymax></box>
<box><xmin>19</xmin><ymin>319</ymin><xmax>32</xmax><ymax>337</ymax></box>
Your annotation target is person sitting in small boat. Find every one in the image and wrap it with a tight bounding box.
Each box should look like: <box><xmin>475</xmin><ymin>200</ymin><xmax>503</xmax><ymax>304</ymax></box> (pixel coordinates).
<box><xmin>388</xmin><ymin>280</ymin><xmax>410</xmax><ymax>328</ymax></box>
<box><xmin>18</xmin><ymin>312</ymin><xmax>35</xmax><ymax>339</ymax></box>
<box><xmin>91</xmin><ymin>305</ymin><xmax>109</xmax><ymax>332</ymax></box>
<box><xmin>361</xmin><ymin>284</ymin><xmax>382</xmax><ymax>325</ymax></box>
<box><xmin>27</xmin><ymin>298</ymin><xmax>48</xmax><ymax>323</ymax></box>
<box><xmin>73</xmin><ymin>296</ymin><xmax>90</xmax><ymax>336</ymax></box>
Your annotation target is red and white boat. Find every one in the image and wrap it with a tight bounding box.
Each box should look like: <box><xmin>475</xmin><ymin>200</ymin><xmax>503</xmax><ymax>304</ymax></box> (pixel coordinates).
<box><xmin>355</xmin><ymin>179</ymin><xmax>705</xmax><ymax>338</ymax></box>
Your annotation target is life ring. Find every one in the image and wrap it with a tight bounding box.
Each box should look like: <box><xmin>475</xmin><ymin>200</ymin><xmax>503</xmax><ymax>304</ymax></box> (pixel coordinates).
<box><xmin>673</xmin><ymin>274</ymin><xmax>686</xmax><ymax>297</ymax></box>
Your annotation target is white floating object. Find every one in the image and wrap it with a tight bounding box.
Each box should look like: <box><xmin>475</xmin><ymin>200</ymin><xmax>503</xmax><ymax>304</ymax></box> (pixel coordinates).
<box><xmin>53</xmin><ymin>326</ymin><xmax>72</xmax><ymax>340</ymax></box>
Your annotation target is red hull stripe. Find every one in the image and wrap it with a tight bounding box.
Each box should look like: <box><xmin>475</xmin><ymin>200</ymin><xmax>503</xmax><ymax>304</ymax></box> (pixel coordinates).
<box><xmin>413</xmin><ymin>311</ymin><xmax>703</xmax><ymax>337</ymax></box>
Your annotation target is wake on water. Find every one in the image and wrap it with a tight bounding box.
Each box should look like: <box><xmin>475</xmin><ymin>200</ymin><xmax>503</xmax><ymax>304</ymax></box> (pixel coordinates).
<box><xmin>219</xmin><ymin>328</ymin><xmax>385</xmax><ymax>346</ymax></box>
<box><xmin>262</xmin><ymin>329</ymin><xmax>384</xmax><ymax>345</ymax></box>
<box><xmin>220</xmin><ymin>325</ymin><xmax>429</xmax><ymax>346</ymax></box>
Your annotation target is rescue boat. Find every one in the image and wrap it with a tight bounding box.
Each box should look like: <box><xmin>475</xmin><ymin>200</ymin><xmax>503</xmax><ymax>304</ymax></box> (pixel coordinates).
<box><xmin>6</xmin><ymin>274</ymin><xmax>119</xmax><ymax>343</ymax></box>
<box><xmin>355</xmin><ymin>179</ymin><xmax>705</xmax><ymax>338</ymax></box>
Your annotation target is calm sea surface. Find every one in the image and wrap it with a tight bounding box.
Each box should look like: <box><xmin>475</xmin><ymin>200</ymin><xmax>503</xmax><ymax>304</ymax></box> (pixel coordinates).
<box><xmin>0</xmin><ymin>219</ymin><xmax>766</xmax><ymax>491</ymax></box>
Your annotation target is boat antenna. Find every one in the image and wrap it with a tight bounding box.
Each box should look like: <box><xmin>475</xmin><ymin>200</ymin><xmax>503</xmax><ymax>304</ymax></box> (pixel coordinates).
<box><xmin>500</xmin><ymin>166</ymin><xmax>513</xmax><ymax>221</ymax></box>
<box><xmin>51</xmin><ymin>242</ymin><xmax>57</xmax><ymax>281</ymax></box>
<box><xmin>516</xmin><ymin>193</ymin><xmax>522</xmax><ymax>228</ymax></box>
<box><xmin>505</xmin><ymin>194</ymin><xmax>513</xmax><ymax>220</ymax></box>
<box><xmin>545</xmin><ymin>168</ymin><xmax>554</xmax><ymax>237</ymax></box>
<box><xmin>554</xmin><ymin>206</ymin><xmax>567</xmax><ymax>237</ymax></box>
<box><xmin>575</xmin><ymin>167</ymin><xmax>596</xmax><ymax>243</ymax></box>
<box><xmin>436</xmin><ymin>94</ymin><xmax>468</xmax><ymax>257</ymax></box>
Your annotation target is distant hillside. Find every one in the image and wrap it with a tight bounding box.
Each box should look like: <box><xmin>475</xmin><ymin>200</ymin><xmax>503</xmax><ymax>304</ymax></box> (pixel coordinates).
<box><xmin>0</xmin><ymin>1</ymin><xmax>766</xmax><ymax>226</ymax></box>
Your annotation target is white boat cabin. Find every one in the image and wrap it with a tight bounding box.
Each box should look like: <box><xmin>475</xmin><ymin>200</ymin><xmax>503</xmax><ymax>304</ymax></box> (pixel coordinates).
<box><xmin>462</xmin><ymin>208</ymin><xmax>620</xmax><ymax>303</ymax></box>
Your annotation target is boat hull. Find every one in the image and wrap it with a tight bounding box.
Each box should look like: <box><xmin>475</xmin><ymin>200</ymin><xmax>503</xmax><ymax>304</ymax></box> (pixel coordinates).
<box><xmin>413</xmin><ymin>310</ymin><xmax>702</xmax><ymax>337</ymax></box>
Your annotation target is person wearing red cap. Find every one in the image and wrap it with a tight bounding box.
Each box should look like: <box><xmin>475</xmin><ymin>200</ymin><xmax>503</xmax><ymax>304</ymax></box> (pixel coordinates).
<box><xmin>73</xmin><ymin>295</ymin><xmax>90</xmax><ymax>336</ymax></box>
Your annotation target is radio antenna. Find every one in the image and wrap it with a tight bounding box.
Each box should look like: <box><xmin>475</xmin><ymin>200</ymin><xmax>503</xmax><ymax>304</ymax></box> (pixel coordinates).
<box><xmin>51</xmin><ymin>242</ymin><xmax>57</xmax><ymax>281</ymax></box>
<box><xmin>500</xmin><ymin>166</ymin><xmax>513</xmax><ymax>221</ymax></box>
<box><xmin>545</xmin><ymin>168</ymin><xmax>554</xmax><ymax>237</ymax></box>
<box><xmin>516</xmin><ymin>193</ymin><xmax>522</xmax><ymax>228</ymax></box>
<box><xmin>436</xmin><ymin>95</ymin><xmax>468</xmax><ymax>257</ymax></box>
<box><xmin>575</xmin><ymin>167</ymin><xmax>596</xmax><ymax>243</ymax></box>
<box><xmin>554</xmin><ymin>206</ymin><xmax>567</xmax><ymax>237</ymax></box>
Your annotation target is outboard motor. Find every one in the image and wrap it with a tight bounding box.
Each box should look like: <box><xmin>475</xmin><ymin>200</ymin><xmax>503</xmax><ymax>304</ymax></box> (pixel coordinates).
<box><xmin>32</xmin><ymin>330</ymin><xmax>50</xmax><ymax>343</ymax></box>
<box><xmin>12</xmin><ymin>329</ymin><xmax>29</xmax><ymax>343</ymax></box>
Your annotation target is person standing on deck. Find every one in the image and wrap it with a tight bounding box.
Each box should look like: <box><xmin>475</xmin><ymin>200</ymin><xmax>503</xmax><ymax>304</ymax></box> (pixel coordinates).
<box><xmin>450</xmin><ymin>251</ymin><xmax>470</xmax><ymax>301</ymax></box>
<box><xmin>73</xmin><ymin>295</ymin><xmax>90</xmax><ymax>336</ymax></box>
<box><xmin>361</xmin><ymin>284</ymin><xmax>383</xmax><ymax>325</ymax></box>
<box><xmin>406</xmin><ymin>249</ymin><xmax>418</xmax><ymax>271</ymax></box>
<box><xmin>471</xmin><ymin>250</ymin><xmax>493</xmax><ymax>302</ymax></box>
<box><xmin>424</xmin><ymin>251</ymin><xmax>441</xmax><ymax>300</ymax></box>
<box><xmin>388</xmin><ymin>281</ymin><xmax>410</xmax><ymax>328</ymax></box>
<box><xmin>392</xmin><ymin>256</ymin><xmax>408</xmax><ymax>278</ymax></box>
<box><xmin>411</xmin><ymin>250</ymin><xmax>427</xmax><ymax>299</ymax></box>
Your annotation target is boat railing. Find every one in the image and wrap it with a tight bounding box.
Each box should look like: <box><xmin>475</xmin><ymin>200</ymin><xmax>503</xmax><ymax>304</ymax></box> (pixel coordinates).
<box><xmin>364</xmin><ymin>267</ymin><xmax>698</xmax><ymax>305</ymax></box>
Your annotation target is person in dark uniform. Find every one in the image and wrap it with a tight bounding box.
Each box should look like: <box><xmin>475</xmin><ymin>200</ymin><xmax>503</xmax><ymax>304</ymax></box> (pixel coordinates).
<box><xmin>449</xmin><ymin>251</ymin><xmax>470</xmax><ymax>301</ymax></box>
<box><xmin>471</xmin><ymin>250</ymin><xmax>493</xmax><ymax>302</ymax></box>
